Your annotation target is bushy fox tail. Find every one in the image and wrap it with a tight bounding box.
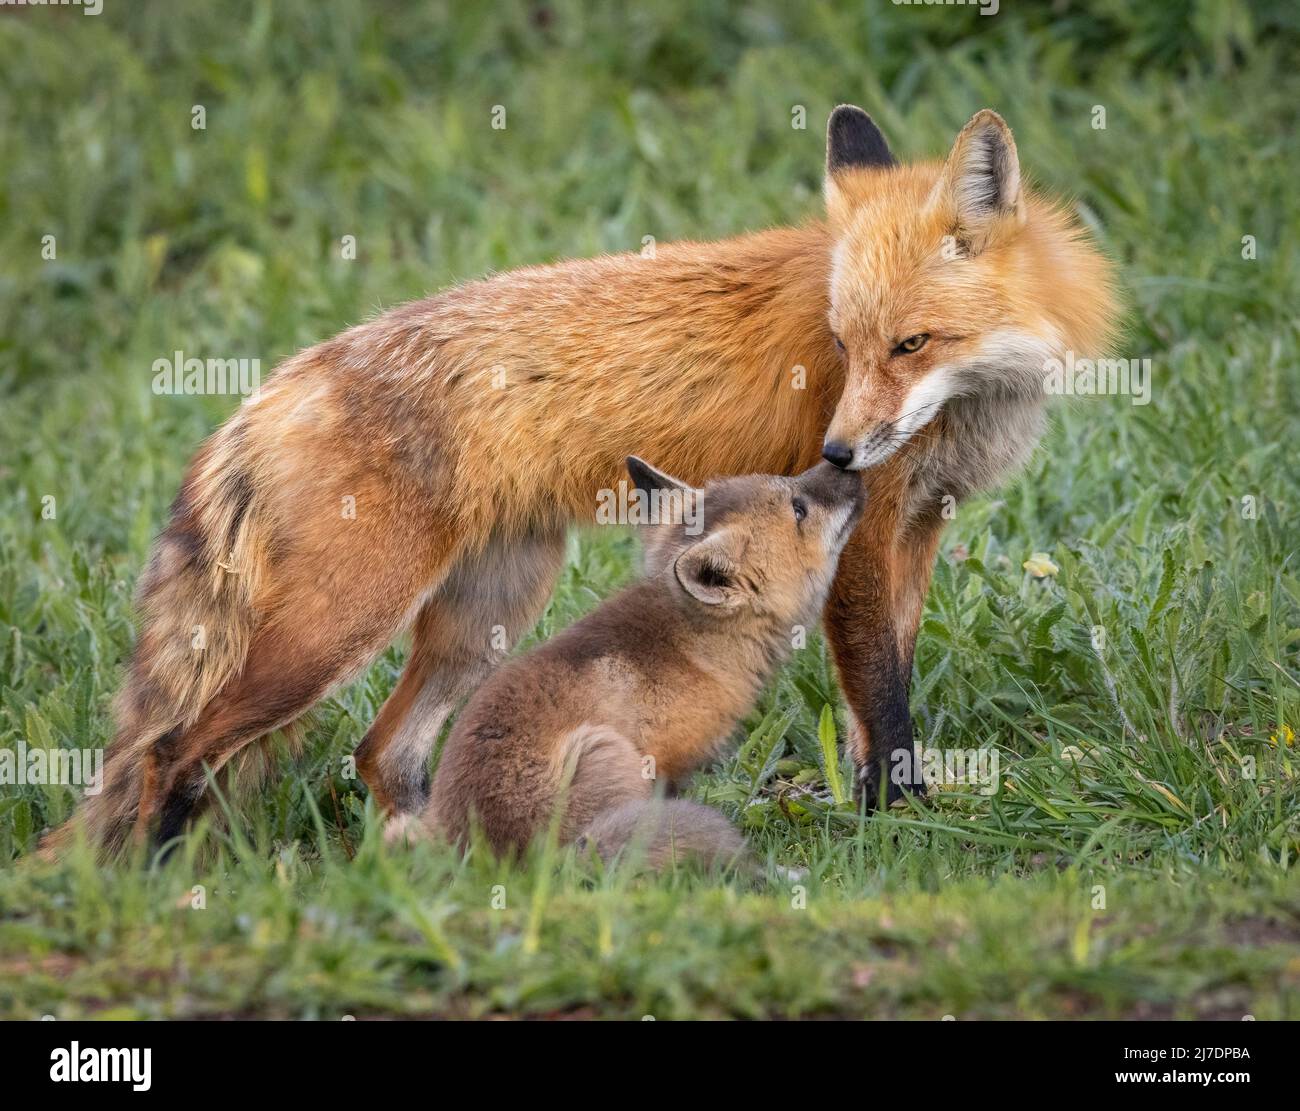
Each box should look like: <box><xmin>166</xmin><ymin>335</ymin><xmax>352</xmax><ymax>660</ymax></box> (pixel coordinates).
<box><xmin>42</xmin><ymin>422</ymin><xmax>270</xmax><ymax>858</ymax></box>
<box><xmin>578</xmin><ymin>798</ymin><xmax>749</xmax><ymax>872</ymax></box>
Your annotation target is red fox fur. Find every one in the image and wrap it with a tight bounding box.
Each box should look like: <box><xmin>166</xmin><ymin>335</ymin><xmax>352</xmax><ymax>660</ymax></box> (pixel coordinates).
<box><xmin>45</xmin><ymin>106</ymin><xmax>1118</xmax><ymax>856</ymax></box>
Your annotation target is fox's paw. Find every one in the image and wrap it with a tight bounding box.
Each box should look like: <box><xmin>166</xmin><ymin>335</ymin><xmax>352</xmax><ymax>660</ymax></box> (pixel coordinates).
<box><xmin>381</xmin><ymin>813</ymin><xmax>429</xmax><ymax>847</ymax></box>
<box><xmin>856</xmin><ymin>758</ymin><xmax>926</xmax><ymax>813</ymax></box>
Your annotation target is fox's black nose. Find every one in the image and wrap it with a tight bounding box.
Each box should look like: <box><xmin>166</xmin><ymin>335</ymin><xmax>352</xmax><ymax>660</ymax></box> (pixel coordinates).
<box><xmin>822</xmin><ymin>441</ymin><xmax>854</xmax><ymax>469</ymax></box>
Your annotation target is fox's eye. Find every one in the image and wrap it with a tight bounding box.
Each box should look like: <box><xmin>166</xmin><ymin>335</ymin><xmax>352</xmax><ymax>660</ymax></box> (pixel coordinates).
<box><xmin>833</xmin><ymin>335</ymin><xmax>846</xmax><ymax>354</ymax></box>
<box><xmin>792</xmin><ymin>497</ymin><xmax>808</xmax><ymax>524</ymax></box>
<box><xmin>894</xmin><ymin>333</ymin><xmax>930</xmax><ymax>355</ymax></box>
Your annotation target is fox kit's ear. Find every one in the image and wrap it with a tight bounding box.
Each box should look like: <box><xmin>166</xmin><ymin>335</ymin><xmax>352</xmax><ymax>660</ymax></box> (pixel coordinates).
<box><xmin>626</xmin><ymin>456</ymin><xmax>699</xmax><ymax>527</ymax></box>
<box><xmin>674</xmin><ymin>529</ymin><xmax>749</xmax><ymax>608</ymax></box>
<box><xmin>933</xmin><ymin>109</ymin><xmax>1023</xmax><ymax>256</ymax></box>
<box><xmin>824</xmin><ymin>105</ymin><xmax>895</xmax><ymax>227</ymax></box>
<box><xmin>627</xmin><ymin>456</ymin><xmax>690</xmax><ymax>496</ymax></box>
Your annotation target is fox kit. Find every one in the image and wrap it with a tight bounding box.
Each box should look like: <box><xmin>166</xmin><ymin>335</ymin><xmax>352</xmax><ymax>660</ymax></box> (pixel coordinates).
<box><xmin>47</xmin><ymin>104</ymin><xmax>1117</xmax><ymax>856</ymax></box>
<box><xmin>422</xmin><ymin>458</ymin><xmax>866</xmax><ymax>866</ymax></box>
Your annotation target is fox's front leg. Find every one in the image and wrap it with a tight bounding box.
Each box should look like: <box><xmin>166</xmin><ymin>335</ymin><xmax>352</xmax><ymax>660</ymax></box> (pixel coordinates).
<box><xmin>824</xmin><ymin>483</ymin><xmax>945</xmax><ymax>808</ymax></box>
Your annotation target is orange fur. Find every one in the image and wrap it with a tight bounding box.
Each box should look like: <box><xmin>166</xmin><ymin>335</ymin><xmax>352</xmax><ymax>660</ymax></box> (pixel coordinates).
<box><xmin>43</xmin><ymin>107</ymin><xmax>1120</xmax><ymax>855</ymax></box>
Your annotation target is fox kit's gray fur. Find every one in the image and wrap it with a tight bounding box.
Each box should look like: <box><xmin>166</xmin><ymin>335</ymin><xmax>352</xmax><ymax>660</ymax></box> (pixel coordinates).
<box><xmin>421</xmin><ymin>459</ymin><xmax>866</xmax><ymax>867</ymax></box>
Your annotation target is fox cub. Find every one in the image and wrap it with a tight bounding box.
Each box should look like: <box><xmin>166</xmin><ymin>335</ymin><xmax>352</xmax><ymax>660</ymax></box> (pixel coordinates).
<box><xmin>421</xmin><ymin>458</ymin><xmax>866</xmax><ymax>867</ymax></box>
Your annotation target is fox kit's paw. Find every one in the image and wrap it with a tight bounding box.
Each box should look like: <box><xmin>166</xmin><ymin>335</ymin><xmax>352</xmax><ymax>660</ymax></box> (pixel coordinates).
<box><xmin>381</xmin><ymin>813</ymin><xmax>429</xmax><ymax>847</ymax></box>
<box><xmin>857</xmin><ymin>757</ymin><xmax>926</xmax><ymax>812</ymax></box>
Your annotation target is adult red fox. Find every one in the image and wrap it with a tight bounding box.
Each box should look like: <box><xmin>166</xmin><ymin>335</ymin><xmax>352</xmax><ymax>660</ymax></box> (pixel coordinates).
<box><xmin>47</xmin><ymin>105</ymin><xmax>1117</xmax><ymax>856</ymax></box>
<box><xmin>422</xmin><ymin>458</ymin><xmax>866</xmax><ymax>867</ymax></box>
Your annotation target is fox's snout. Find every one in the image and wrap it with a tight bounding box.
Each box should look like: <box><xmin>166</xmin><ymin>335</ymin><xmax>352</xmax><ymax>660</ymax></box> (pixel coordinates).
<box><xmin>821</xmin><ymin>440</ymin><xmax>855</xmax><ymax>469</ymax></box>
<box><xmin>796</xmin><ymin>460</ymin><xmax>866</xmax><ymax>541</ymax></box>
<box><xmin>797</xmin><ymin>459</ymin><xmax>864</xmax><ymax>506</ymax></box>
<box><xmin>822</xmin><ymin>415</ymin><xmax>918</xmax><ymax>472</ymax></box>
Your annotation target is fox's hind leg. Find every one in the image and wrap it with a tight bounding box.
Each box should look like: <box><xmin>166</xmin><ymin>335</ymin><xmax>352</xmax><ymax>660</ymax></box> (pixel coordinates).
<box><xmin>144</xmin><ymin>524</ymin><xmax>455</xmax><ymax>848</ymax></box>
<box><xmin>355</xmin><ymin>528</ymin><xmax>565</xmax><ymax>824</ymax></box>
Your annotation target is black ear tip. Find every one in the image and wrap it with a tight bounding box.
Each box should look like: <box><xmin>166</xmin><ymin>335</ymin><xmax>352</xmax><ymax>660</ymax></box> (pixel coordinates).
<box><xmin>626</xmin><ymin>455</ymin><xmax>661</xmax><ymax>490</ymax></box>
<box><xmin>827</xmin><ymin>105</ymin><xmax>869</xmax><ymax>144</ymax></box>
<box><xmin>827</xmin><ymin>105</ymin><xmax>895</xmax><ymax>172</ymax></box>
<box><xmin>829</xmin><ymin>104</ymin><xmax>872</xmax><ymax>129</ymax></box>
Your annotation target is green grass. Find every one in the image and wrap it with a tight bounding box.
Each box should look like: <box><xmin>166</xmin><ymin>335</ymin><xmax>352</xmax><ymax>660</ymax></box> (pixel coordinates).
<box><xmin>2</xmin><ymin>0</ymin><xmax>1299</xmax><ymax>1019</ymax></box>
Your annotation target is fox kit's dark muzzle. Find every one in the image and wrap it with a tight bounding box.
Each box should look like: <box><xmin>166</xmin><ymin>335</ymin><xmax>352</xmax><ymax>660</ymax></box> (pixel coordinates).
<box><xmin>795</xmin><ymin>460</ymin><xmax>867</xmax><ymax>532</ymax></box>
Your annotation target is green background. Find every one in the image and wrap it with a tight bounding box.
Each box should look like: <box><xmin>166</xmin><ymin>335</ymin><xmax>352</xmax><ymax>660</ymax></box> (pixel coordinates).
<box><xmin>1</xmin><ymin>0</ymin><xmax>1297</xmax><ymax>1018</ymax></box>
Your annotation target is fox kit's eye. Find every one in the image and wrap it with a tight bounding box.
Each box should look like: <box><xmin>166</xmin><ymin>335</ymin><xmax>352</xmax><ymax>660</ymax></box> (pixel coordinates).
<box><xmin>894</xmin><ymin>333</ymin><xmax>930</xmax><ymax>355</ymax></box>
<box><xmin>833</xmin><ymin>335</ymin><xmax>846</xmax><ymax>354</ymax></box>
<box><xmin>792</xmin><ymin>497</ymin><xmax>808</xmax><ymax>524</ymax></box>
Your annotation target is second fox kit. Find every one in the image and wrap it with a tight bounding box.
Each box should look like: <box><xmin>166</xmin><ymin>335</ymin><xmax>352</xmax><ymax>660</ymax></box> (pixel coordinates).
<box><xmin>423</xmin><ymin>459</ymin><xmax>866</xmax><ymax>865</ymax></box>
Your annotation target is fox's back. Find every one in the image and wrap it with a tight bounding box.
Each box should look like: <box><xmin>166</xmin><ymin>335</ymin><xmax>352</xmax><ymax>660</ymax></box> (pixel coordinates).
<box><xmin>241</xmin><ymin>226</ymin><xmax>843</xmax><ymax>545</ymax></box>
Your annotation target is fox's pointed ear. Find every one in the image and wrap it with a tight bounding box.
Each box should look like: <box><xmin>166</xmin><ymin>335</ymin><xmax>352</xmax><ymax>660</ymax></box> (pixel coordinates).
<box><xmin>674</xmin><ymin>528</ymin><xmax>749</xmax><ymax>607</ymax></box>
<box><xmin>626</xmin><ymin>456</ymin><xmax>699</xmax><ymax>527</ymax></box>
<box><xmin>824</xmin><ymin>106</ymin><xmax>895</xmax><ymax>227</ymax></box>
<box><xmin>626</xmin><ymin>456</ymin><xmax>690</xmax><ymax>496</ymax></box>
<box><xmin>826</xmin><ymin>105</ymin><xmax>895</xmax><ymax>174</ymax></box>
<box><xmin>933</xmin><ymin>109</ymin><xmax>1023</xmax><ymax>256</ymax></box>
